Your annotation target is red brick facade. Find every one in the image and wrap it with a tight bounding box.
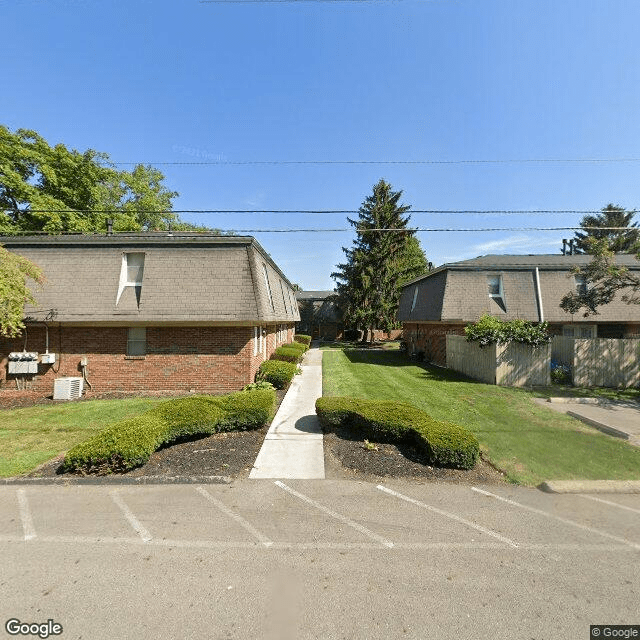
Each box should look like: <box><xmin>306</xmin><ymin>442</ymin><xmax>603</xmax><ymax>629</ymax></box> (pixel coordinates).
<box><xmin>1</xmin><ymin>324</ymin><xmax>295</xmax><ymax>394</ymax></box>
<box><xmin>402</xmin><ymin>322</ymin><xmax>466</xmax><ymax>366</ymax></box>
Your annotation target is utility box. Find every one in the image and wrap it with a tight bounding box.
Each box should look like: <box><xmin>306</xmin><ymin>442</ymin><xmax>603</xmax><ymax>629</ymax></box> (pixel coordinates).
<box><xmin>41</xmin><ymin>353</ymin><xmax>56</xmax><ymax>364</ymax></box>
<box><xmin>53</xmin><ymin>377</ymin><xmax>84</xmax><ymax>401</ymax></box>
<box><xmin>8</xmin><ymin>352</ymin><xmax>39</xmax><ymax>374</ymax></box>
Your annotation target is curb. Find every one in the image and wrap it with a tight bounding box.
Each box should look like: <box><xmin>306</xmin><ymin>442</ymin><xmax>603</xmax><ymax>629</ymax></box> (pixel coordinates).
<box><xmin>1</xmin><ymin>475</ymin><xmax>231</xmax><ymax>486</ymax></box>
<box><xmin>539</xmin><ymin>480</ymin><xmax>640</xmax><ymax>494</ymax></box>
<box><xmin>565</xmin><ymin>411</ymin><xmax>630</xmax><ymax>440</ymax></box>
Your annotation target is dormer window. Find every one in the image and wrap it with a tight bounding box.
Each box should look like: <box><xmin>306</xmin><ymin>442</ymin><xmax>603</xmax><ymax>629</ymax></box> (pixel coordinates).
<box><xmin>575</xmin><ymin>274</ymin><xmax>588</xmax><ymax>296</ymax></box>
<box><xmin>487</xmin><ymin>274</ymin><xmax>507</xmax><ymax>312</ymax></box>
<box><xmin>411</xmin><ymin>286</ymin><xmax>419</xmax><ymax>312</ymax></box>
<box><xmin>117</xmin><ymin>252</ymin><xmax>145</xmax><ymax>305</ymax></box>
<box><xmin>262</xmin><ymin>263</ymin><xmax>275</xmax><ymax>312</ymax></box>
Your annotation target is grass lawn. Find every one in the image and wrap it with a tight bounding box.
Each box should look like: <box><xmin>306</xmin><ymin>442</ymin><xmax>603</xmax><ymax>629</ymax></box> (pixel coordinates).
<box><xmin>322</xmin><ymin>347</ymin><xmax>640</xmax><ymax>485</ymax></box>
<box><xmin>0</xmin><ymin>398</ymin><xmax>163</xmax><ymax>477</ymax></box>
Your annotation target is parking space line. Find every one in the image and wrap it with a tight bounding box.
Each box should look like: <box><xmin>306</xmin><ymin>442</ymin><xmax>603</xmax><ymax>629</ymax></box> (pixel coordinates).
<box><xmin>377</xmin><ymin>485</ymin><xmax>518</xmax><ymax>548</ymax></box>
<box><xmin>16</xmin><ymin>489</ymin><xmax>36</xmax><ymax>541</ymax></box>
<box><xmin>471</xmin><ymin>487</ymin><xmax>640</xmax><ymax>550</ymax></box>
<box><xmin>579</xmin><ymin>494</ymin><xmax>640</xmax><ymax>515</ymax></box>
<box><xmin>195</xmin><ymin>486</ymin><xmax>273</xmax><ymax>548</ymax></box>
<box><xmin>275</xmin><ymin>481</ymin><xmax>394</xmax><ymax>548</ymax></box>
<box><xmin>109</xmin><ymin>491</ymin><xmax>152</xmax><ymax>542</ymax></box>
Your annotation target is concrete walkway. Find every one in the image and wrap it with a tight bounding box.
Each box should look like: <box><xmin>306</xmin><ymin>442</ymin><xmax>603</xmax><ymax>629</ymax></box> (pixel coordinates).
<box><xmin>535</xmin><ymin>397</ymin><xmax>640</xmax><ymax>446</ymax></box>
<box><xmin>249</xmin><ymin>347</ymin><xmax>325</xmax><ymax>479</ymax></box>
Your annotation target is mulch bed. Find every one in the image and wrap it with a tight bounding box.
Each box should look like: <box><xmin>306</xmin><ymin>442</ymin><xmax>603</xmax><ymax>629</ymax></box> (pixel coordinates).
<box><xmin>12</xmin><ymin>388</ymin><xmax>507</xmax><ymax>485</ymax></box>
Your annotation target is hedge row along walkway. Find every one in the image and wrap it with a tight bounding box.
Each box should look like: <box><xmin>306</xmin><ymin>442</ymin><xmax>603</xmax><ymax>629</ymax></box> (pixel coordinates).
<box><xmin>250</xmin><ymin>347</ymin><xmax>325</xmax><ymax>479</ymax></box>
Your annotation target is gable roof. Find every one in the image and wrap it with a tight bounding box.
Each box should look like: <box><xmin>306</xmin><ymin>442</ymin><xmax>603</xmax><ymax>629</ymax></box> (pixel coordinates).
<box><xmin>1</xmin><ymin>233</ymin><xmax>300</xmax><ymax>325</ymax></box>
<box><xmin>295</xmin><ymin>290</ymin><xmax>336</xmax><ymax>301</ymax></box>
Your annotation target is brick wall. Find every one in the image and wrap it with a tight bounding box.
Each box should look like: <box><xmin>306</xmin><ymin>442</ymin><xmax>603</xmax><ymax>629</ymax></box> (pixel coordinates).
<box><xmin>402</xmin><ymin>322</ymin><xmax>466</xmax><ymax>366</ymax></box>
<box><xmin>1</xmin><ymin>323</ymin><xmax>294</xmax><ymax>394</ymax></box>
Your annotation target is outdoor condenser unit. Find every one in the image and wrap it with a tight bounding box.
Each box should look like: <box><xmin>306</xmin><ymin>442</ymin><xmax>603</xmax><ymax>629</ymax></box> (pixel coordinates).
<box><xmin>53</xmin><ymin>377</ymin><xmax>84</xmax><ymax>401</ymax></box>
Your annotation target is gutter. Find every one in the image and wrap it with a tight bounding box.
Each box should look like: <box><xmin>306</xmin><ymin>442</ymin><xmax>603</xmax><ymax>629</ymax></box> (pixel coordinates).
<box><xmin>534</xmin><ymin>267</ymin><xmax>544</xmax><ymax>322</ymax></box>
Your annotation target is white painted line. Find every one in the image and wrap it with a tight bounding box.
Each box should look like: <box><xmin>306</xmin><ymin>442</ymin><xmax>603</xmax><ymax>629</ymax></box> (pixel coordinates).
<box><xmin>195</xmin><ymin>486</ymin><xmax>273</xmax><ymax>548</ymax></box>
<box><xmin>0</xmin><ymin>535</ymin><xmax>636</xmax><ymax>553</ymax></box>
<box><xmin>471</xmin><ymin>487</ymin><xmax>640</xmax><ymax>550</ymax></box>
<box><xmin>16</xmin><ymin>489</ymin><xmax>36</xmax><ymax>541</ymax></box>
<box><xmin>579</xmin><ymin>494</ymin><xmax>640</xmax><ymax>515</ymax></box>
<box><xmin>109</xmin><ymin>491</ymin><xmax>152</xmax><ymax>543</ymax></box>
<box><xmin>275</xmin><ymin>481</ymin><xmax>394</xmax><ymax>548</ymax></box>
<box><xmin>378</xmin><ymin>485</ymin><xmax>518</xmax><ymax>548</ymax></box>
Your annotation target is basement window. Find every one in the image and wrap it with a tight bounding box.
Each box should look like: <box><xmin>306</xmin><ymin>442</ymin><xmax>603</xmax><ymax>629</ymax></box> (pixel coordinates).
<box><xmin>127</xmin><ymin>327</ymin><xmax>146</xmax><ymax>356</ymax></box>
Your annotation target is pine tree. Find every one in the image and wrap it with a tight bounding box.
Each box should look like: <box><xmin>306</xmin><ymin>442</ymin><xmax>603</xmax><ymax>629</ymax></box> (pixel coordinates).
<box><xmin>572</xmin><ymin>204</ymin><xmax>639</xmax><ymax>254</ymax></box>
<box><xmin>331</xmin><ymin>180</ymin><xmax>428</xmax><ymax>342</ymax></box>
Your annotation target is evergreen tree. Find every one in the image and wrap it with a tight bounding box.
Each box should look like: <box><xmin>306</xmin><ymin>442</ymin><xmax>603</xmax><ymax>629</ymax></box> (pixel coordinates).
<box><xmin>571</xmin><ymin>204</ymin><xmax>639</xmax><ymax>254</ymax></box>
<box><xmin>331</xmin><ymin>179</ymin><xmax>428</xmax><ymax>341</ymax></box>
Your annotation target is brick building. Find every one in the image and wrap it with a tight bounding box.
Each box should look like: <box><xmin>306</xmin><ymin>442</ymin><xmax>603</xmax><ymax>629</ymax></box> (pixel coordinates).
<box><xmin>1</xmin><ymin>234</ymin><xmax>300</xmax><ymax>394</ymax></box>
<box><xmin>398</xmin><ymin>254</ymin><xmax>640</xmax><ymax>366</ymax></box>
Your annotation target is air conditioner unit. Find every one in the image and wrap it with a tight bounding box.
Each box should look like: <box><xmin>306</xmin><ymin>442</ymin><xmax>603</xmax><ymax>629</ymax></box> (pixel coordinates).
<box><xmin>53</xmin><ymin>377</ymin><xmax>84</xmax><ymax>401</ymax></box>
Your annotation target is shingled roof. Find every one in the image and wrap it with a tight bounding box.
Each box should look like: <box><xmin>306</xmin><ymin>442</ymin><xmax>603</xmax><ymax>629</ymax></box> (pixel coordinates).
<box><xmin>2</xmin><ymin>234</ymin><xmax>300</xmax><ymax>325</ymax></box>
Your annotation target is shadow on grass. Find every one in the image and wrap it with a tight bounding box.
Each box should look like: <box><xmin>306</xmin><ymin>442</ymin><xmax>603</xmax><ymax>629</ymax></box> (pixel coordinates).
<box><xmin>339</xmin><ymin>348</ymin><xmax>483</xmax><ymax>384</ymax></box>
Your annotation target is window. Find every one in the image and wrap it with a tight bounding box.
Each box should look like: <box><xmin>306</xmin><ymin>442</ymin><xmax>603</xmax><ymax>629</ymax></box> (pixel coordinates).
<box><xmin>262</xmin><ymin>264</ymin><xmax>275</xmax><ymax>311</ymax></box>
<box><xmin>280</xmin><ymin>281</ymin><xmax>289</xmax><ymax>315</ymax></box>
<box><xmin>127</xmin><ymin>327</ymin><xmax>146</xmax><ymax>356</ymax></box>
<box><xmin>562</xmin><ymin>324</ymin><xmax>597</xmax><ymax>338</ymax></box>
<box><xmin>117</xmin><ymin>252</ymin><xmax>145</xmax><ymax>305</ymax></box>
<box><xmin>411</xmin><ymin>286</ymin><xmax>419</xmax><ymax>312</ymax></box>
<box><xmin>487</xmin><ymin>274</ymin><xmax>507</xmax><ymax>312</ymax></box>
<box><xmin>575</xmin><ymin>275</ymin><xmax>588</xmax><ymax>296</ymax></box>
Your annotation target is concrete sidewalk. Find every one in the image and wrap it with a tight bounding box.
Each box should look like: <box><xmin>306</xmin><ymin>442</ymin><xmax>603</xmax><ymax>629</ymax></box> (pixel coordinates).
<box><xmin>249</xmin><ymin>347</ymin><xmax>325</xmax><ymax>479</ymax></box>
<box><xmin>535</xmin><ymin>397</ymin><xmax>640</xmax><ymax>446</ymax></box>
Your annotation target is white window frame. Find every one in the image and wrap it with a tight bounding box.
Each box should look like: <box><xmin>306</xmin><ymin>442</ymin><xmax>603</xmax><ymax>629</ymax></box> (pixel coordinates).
<box><xmin>411</xmin><ymin>286</ymin><xmax>419</xmax><ymax>312</ymax></box>
<box><xmin>487</xmin><ymin>275</ymin><xmax>504</xmax><ymax>299</ymax></box>
<box><xmin>575</xmin><ymin>274</ymin><xmax>588</xmax><ymax>296</ymax></box>
<box><xmin>127</xmin><ymin>327</ymin><xmax>146</xmax><ymax>356</ymax></box>
<box><xmin>117</xmin><ymin>252</ymin><xmax>145</xmax><ymax>304</ymax></box>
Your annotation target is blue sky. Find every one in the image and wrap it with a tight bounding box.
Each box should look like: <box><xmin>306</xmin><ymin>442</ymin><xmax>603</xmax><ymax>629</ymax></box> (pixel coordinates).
<box><xmin>3</xmin><ymin>0</ymin><xmax>640</xmax><ymax>289</ymax></box>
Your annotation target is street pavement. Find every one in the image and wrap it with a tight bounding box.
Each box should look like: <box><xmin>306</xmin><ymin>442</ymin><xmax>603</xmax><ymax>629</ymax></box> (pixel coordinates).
<box><xmin>1</xmin><ymin>480</ymin><xmax>639</xmax><ymax>639</ymax></box>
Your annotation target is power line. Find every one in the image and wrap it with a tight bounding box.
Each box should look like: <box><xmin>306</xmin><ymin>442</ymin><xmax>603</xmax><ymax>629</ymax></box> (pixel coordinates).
<box><xmin>102</xmin><ymin>158</ymin><xmax>640</xmax><ymax>166</ymax></box>
<box><xmin>2</xmin><ymin>226</ymin><xmax>634</xmax><ymax>235</ymax></box>
<box><xmin>13</xmin><ymin>209</ymin><xmax>635</xmax><ymax>215</ymax></box>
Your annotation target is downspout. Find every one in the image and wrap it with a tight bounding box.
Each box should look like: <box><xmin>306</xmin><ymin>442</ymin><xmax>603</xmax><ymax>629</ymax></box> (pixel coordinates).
<box><xmin>534</xmin><ymin>267</ymin><xmax>544</xmax><ymax>323</ymax></box>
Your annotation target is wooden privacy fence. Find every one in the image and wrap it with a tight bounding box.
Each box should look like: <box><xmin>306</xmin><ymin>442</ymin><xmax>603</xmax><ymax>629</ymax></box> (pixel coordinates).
<box><xmin>552</xmin><ymin>337</ymin><xmax>640</xmax><ymax>388</ymax></box>
<box><xmin>446</xmin><ymin>335</ymin><xmax>551</xmax><ymax>386</ymax></box>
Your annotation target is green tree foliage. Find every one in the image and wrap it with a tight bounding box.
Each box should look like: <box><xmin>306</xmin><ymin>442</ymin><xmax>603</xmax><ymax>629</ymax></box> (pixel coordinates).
<box><xmin>560</xmin><ymin>238</ymin><xmax>640</xmax><ymax>316</ymax></box>
<box><xmin>0</xmin><ymin>245</ymin><xmax>44</xmax><ymax>336</ymax></box>
<box><xmin>0</xmin><ymin>126</ymin><xmax>210</xmax><ymax>234</ymax></box>
<box><xmin>571</xmin><ymin>204</ymin><xmax>639</xmax><ymax>254</ymax></box>
<box><xmin>331</xmin><ymin>179</ymin><xmax>428</xmax><ymax>341</ymax></box>
<box><xmin>464</xmin><ymin>314</ymin><xmax>550</xmax><ymax>348</ymax></box>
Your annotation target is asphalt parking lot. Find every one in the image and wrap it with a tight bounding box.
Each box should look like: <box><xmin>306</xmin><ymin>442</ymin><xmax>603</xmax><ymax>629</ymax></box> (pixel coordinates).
<box><xmin>1</xmin><ymin>480</ymin><xmax>639</xmax><ymax>639</ymax></box>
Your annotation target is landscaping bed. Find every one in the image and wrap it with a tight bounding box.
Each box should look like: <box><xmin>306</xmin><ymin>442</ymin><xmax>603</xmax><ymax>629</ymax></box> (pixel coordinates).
<box><xmin>21</xmin><ymin>389</ymin><xmax>287</xmax><ymax>480</ymax></box>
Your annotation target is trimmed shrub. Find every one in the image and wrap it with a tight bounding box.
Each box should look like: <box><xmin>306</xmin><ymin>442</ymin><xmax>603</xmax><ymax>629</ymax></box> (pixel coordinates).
<box><xmin>242</xmin><ymin>381</ymin><xmax>276</xmax><ymax>392</ymax></box>
<box><xmin>256</xmin><ymin>360</ymin><xmax>298</xmax><ymax>389</ymax></box>
<box><xmin>316</xmin><ymin>396</ymin><xmax>479</xmax><ymax>470</ymax></box>
<box><xmin>465</xmin><ymin>315</ymin><xmax>550</xmax><ymax>348</ymax></box>
<box><xmin>271</xmin><ymin>345</ymin><xmax>304</xmax><ymax>363</ymax></box>
<box><xmin>286</xmin><ymin>340</ymin><xmax>308</xmax><ymax>353</ymax></box>
<box><xmin>63</xmin><ymin>388</ymin><xmax>276</xmax><ymax>474</ymax></box>
<box><xmin>294</xmin><ymin>334</ymin><xmax>311</xmax><ymax>347</ymax></box>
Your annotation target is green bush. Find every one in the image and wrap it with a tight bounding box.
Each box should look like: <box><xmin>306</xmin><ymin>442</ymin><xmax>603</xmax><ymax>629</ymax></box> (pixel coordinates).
<box><xmin>256</xmin><ymin>360</ymin><xmax>298</xmax><ymax>389</ymax></box>
<box><xmin>294</xmin><ymin>334</ymin><xmax>312</xmax><ymax>347</ymax></box>
<box><xmin>242</xmin><ymin>381</ymin><xmax>276</xmax><ymax>392</ymax></box>
<box><xmin>271</xmin><ymin>345</ymin><xmax>304</xmax><ymax>363</ymax></box>
<box><xmin>63</xmin><ymin>388</ymin><xmax>276</xmax><ymax>474</ymax></box>
<box><xmin>465</xmin><ymin>314</ymin><xmax>550</xmax><ymax>348</ymax></box>
<box><xmin>316</xmin><ymin>396</ymin><xmax>479</xmax><ymax>470</ymax></box>
<box><xmin>285</xmin><ymin>340</ymin><xmax>308</xmax><ymax>353</ymax></box>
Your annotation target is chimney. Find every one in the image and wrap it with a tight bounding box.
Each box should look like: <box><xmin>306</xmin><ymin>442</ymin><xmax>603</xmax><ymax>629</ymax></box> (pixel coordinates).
<box><xmin>428</xmin><ymin>262</ymin><xmax>433</xmax><ymax>272</ymax></box>
<box><xmin>569</xmin><ymin>239</ymin><xmax>575</xmax><ymax>255</ymax></box>
<box><xmin>562</xmin><ymin>239</ymin><xmax>567</xmax><ymax>255</ymax></box>
<box><xmin>106</xmin><ymin>219</ymin><xmax>114</xmax><ymax>236</ymax></box>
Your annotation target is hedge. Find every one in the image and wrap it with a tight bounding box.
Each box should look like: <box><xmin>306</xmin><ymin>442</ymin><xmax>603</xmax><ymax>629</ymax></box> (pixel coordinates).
<box><xmin>286</xmin><ymin>340</ymin><xmax>308</xmax><ymax>353</ymax></box>
<box><xmin>315</xmin><ymin>396</ymin><xmax>479</xmax><ymax>470</ymax></box>
<box><xmin>270</xmin><ymin>345</ymin><xmax>304</xmax><ymax>363</ymax></box>
<box><xmin>256</xmin><ymin>360</ymin><xmax>298</xmax><ymax>389</ymax></box>
<box><xmin>294</xmin><ymin>334</ymin><xmax>311</xmax><ymax>347</ymax></box>
<box><xmin>62</xmin><ymin>388</ymin><xmax>277</xmax><ymax>474</ymax></box>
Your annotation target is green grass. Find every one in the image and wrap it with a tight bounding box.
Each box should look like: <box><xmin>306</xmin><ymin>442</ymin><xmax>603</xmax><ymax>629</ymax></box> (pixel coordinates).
<box><xmin>0</xmin><ymin>398</ymin><xmax>163</xmax><ymax>477</ymax></box>
<box><xmin>322</xmin><ymin>348</ymin><xmax>640</xmax><ymax>485</ymax></box>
